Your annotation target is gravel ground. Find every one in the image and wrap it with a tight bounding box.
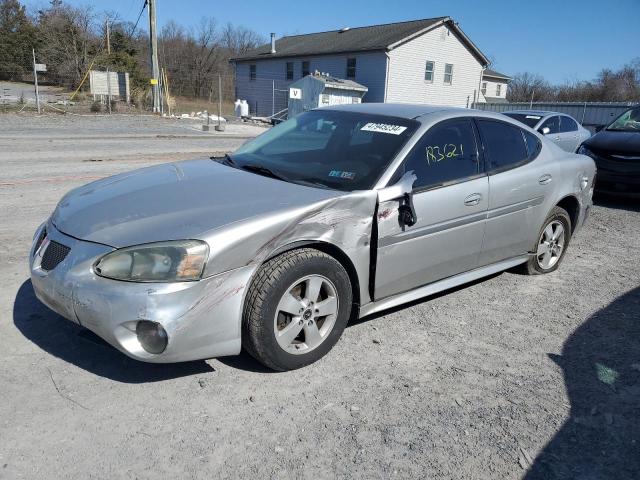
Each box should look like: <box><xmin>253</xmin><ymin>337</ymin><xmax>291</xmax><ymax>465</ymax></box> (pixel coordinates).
<box><xmin>0</xmin><ymin>113</ymin><xmax>638</xmax><ymax>480</ymax></box>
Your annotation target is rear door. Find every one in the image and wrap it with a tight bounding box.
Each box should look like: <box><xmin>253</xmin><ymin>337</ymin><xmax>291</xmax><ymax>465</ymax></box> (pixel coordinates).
<box><xmin>375</xmin><ymin>118</ymin><xmax>488</xmax><ymax>300</ymax></box>
<box><xmin>558</xmin><ymin>116</ymin><xmax>581</xmax><ymax>152</ymax></box>
<box><xmin>476</xmin><ymin>119</ymin><xmax>548</xmax><ymax>265</ymax></box>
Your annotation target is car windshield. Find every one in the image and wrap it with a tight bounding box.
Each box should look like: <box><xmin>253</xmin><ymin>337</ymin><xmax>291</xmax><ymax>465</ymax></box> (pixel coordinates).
<box><xmin>228</xmin><ymin>110</ymin><xmax>418</xmax><ymax>191</ymax></box>
<box><xmin>606</xmin><ymin>107</ymin><xmax>640</xmax><ymax>132</ymax></box>
<box><xmin>503</xmin><ymin>113</ymin><xmax>543</xmax><ymax>128</ymax></box>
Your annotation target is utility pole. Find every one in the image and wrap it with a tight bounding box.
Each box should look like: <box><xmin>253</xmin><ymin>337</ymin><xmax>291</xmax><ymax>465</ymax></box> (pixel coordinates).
<box><xmin>106</xmin><ymin>18</ymin><xmax>111</xmax><ymax>55</ymax></box>
<box><xmin>148</xmin><ymin>0</ymin><xmax>160</xmax><ymax>113</ymax></box>
<box><xmin>216</xmin><ymin>73</ymin><xmax>224</xmax><ymax>131</ymax></box>
<box><xmin>32</xmin><ymin>48</ymin><xmax>41</xmax><ymax>114</ymax></box>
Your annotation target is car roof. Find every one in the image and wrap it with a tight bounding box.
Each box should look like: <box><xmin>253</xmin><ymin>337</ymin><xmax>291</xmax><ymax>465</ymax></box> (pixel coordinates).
<box><xmin>321</xmin><ymin>103</ymin><xmax>461</xmax><ymax>119</ymax></box>
<box><xmin>504</xmin><ymin>110</ymin><xmax>566</xmax><ymax>117</ymax></box>
<box><xmin>320</xmin><ymin>103</ymin><xmax>545</xmax><ymax>126</ymax></box>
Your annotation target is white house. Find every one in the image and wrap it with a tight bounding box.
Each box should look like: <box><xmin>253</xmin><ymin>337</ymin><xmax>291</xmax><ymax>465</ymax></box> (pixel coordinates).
<box><xmin>231</xmin><ymin>17</ymin><xmax>497</xmax><ymax>117</ymax></box>
<box><xmin>480</xmin><ymin>69</ymin><xmax>511</xmax><ymax>103</ymax></box>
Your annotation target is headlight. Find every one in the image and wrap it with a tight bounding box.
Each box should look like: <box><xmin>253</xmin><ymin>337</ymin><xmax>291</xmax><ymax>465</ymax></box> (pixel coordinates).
<box><xmin>94</xmin><ymin>240</ymin><xmax>209</xmax><ymax>282</ymax></box>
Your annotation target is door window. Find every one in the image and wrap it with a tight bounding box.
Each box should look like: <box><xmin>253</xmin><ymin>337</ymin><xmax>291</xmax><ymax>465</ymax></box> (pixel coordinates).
<box><xmin>401</xmin><ymin>118</ymin><xmax>479</xmax><ymax>190</ymax></box>
<box><xmin>477</xmin><ymin>119</ymin><xmax>530</xmax><ymax>172</ymax></box>
<box><xmin>559</xmin><ymin>116</ymin><xmax>578</xmax><ymax>132</ymax></box>
<box><xmin>538</xmin><ymin>116</ymin><xmax>559</xmax><ymax>134</ymax></box>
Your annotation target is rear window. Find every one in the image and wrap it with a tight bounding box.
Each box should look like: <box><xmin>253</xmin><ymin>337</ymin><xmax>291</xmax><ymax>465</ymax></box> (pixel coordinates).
<box><xmin>231</xmin><ymin>110</ymin><xmax>418</xmax><ymax>191</ymax></box>
<box><xmin>503</xmin><ymin>113</ymin><xmax>542</xmax><ymax>128</ymax></box>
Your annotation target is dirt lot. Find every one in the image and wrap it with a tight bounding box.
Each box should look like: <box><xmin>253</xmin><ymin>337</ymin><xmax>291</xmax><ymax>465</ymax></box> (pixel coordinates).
<box><xmin>1</xmin><ymin>113</ymin><xmax>638</xmax><ymax>480</ymax></box>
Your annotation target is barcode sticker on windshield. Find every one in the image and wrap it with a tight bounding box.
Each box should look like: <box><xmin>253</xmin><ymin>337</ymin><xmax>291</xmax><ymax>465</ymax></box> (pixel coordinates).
<box><xmin>361</xmin><ymin>123</ymin><xmax>407</xmax><ymax>135</ymax></box>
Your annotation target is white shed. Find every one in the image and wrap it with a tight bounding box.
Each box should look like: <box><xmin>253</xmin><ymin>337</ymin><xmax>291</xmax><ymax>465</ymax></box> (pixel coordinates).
<box><xmin>287</xmin><ymin>73</ymin><xmax>368</xmax><ymax>118</ymax></box>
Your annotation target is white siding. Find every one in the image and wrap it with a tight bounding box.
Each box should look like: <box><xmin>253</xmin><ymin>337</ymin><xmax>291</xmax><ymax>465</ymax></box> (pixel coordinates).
<box><xmin>385</xmin><ymin>24</ymin><xmax>484</xmax><ymax>107</ymax></box>
<box><xmin>481</xmin><ymin>78</ymin><xmax>508</xmax><ymax>101</ymax></box>
<box><xmin>235</xmin><ymin>52</ymin><xmax>387</xmax><ymax>117</ymax></box>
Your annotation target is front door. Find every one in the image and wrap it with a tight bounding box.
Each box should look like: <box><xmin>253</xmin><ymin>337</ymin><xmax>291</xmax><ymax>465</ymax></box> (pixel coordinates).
<box><xmin>538</xmin><ymin>115</ymin><xmax>561</xmax><ymax>148</ymax></box>
<box><xmin>375</xmin><ymin>118</ymin><xmax>488</xmax><ymax>300</ymax></box>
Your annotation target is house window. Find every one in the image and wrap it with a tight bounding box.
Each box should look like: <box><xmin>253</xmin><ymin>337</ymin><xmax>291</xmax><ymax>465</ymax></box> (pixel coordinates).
<box><xmin>346</xmin><ymin>58</ymin><xmax>356</xmax><ymax>78</ymax></box>
<box><xmin>249</xmin><ymin>64</ymin><xmax>256</xmax><ymax>81</ymax></box>
<box><xmin>425</xmin><ymin>61</ymin><xmax>435</xmax><ymax>82</ymax></box>
<box><xmin>481</xmin><ymin>82</ymin><xmax>487</xmax><ymax>95</ymax></box>
<box><xmin>286</xmin><ymin>62</ymin><xmax>294</xmax><ymax>80</ymax></box>
<box><xmin>302</xmin><ymin>61</ymin><xmax>310</xmax><ymax>77</ymax></box>
<box><xmin>444</xmin><ymin>64</ymin><xmax>453</xmax><ymax>85</ymax></box>
<box><xmin>496</xmin><ymin>84</ymin><xmax>502</xmax><ymax>96</ymax></box>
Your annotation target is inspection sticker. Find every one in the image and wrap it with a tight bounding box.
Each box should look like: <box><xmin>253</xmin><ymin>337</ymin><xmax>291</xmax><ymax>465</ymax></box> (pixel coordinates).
<box><xmin>361</xmin><ymin>123</ymin><xmax>407</xmax><ymax>135</ymax></box>
<box><xmin>525</xmin><ymin>115</ymin><xmax>542</xmax><ymax>119</ymax></box>
<box><xmin>329</xmin><ymin>170</ymin><xmax>356</xmax><ymax>180</ymax></box>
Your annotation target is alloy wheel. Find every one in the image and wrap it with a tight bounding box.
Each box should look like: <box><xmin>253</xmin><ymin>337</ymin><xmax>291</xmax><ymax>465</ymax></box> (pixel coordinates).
<box><xmin>536</xmin><ymin>220</ymin><xmax>566</xmax><ymax>269</ymax></box>
<box><xmin>273</xmin><ymin>274</ymin><xmax>339</xmax><ymax>354</ymax></box>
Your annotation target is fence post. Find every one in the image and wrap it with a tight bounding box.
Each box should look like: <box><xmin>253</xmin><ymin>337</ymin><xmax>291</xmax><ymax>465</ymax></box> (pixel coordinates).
<box><xmin>582</xmin><ymin>102</ymin><xmax>587</xmax><ymax>124</ymax></box>
<box><xmin>106</xmin><ymin>67</ymin><xmax>112</xmax><ymax>114</ymax></box>
<box><xmin>272</xmin><ymin>80</ymin><xmax>275</xmax><ymax>117</ymax></box>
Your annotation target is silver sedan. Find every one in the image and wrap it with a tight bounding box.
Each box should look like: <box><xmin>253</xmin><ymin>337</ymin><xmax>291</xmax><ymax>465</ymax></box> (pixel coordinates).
<box><xmin>30</xmin><ymin>104</ymin><xmax>596</xmax><ymax>371</ymax></box>
<box><xmin>503</xmin><ymin>110</ymin><xmax>591</xmax><ymax>152</ymax></box>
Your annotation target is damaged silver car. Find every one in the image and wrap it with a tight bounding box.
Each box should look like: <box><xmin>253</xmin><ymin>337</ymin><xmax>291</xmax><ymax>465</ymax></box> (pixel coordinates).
<box><xmin>30</xmin><ymin>104</ymin><xmax>596</xmax><ymax>371</ymax></box>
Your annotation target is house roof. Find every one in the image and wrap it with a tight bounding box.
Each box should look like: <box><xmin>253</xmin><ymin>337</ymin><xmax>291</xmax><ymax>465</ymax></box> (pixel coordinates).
<box><xmin>308</xmin><ymin>74</ymin><xmax>368</xmax><ymax>92</ymax></box>
<box><xmin>231</xmin><ymin>17</ymin><xmax>489</xmax><ymax>66</ymax></box>
<box><xmin>483</xmin><ymin>68</ymin><xmax>511</xmax><ymax>81</ymax></box>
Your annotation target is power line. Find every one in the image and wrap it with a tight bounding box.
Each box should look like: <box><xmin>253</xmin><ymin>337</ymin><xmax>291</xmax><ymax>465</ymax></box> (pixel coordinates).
<box><xmin>129</xmin><ymin>0</ymin><xmax>148</xmax><ymax>38</ymax></box>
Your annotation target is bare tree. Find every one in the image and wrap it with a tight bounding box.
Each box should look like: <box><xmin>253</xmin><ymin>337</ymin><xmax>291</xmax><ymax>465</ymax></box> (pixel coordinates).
<box><xmin>36</xmin><ymin>3</ymin><xmax>98</xmax><ymax>86</ymax></box>
<box><xmin>506</xmin><ymin>72</ymin><xmax>554</xmax><ymax>102</ymax></box>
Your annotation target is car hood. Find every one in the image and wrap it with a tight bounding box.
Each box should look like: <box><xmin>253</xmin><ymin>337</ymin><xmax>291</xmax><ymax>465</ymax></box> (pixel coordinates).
<box><xmin>584</xmin><ymin>130</ymin><xmax>640</xmax><ymax>156</ymax></box>
<box><xmin>52</xmin><ymin>159</ymin><xmax>342</xmax><ymax>248</ymax></box>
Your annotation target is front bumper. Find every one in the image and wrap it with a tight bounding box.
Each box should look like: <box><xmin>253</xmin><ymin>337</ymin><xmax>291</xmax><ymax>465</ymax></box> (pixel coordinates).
<box><xmin>594</xmin><ymin>170</ymin><xmax>640</xmax><ymax>197</ymax></box>
<box><xmin>29</xmin><ymin>222</ymin><xmax>254</xmax><ymax>363</ymax></box>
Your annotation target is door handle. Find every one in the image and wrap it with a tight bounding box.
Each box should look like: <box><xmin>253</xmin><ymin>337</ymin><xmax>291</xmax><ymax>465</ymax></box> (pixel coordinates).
<box><xmin>539</xmin><ymin>174</ymin><xmax>552</xmax><ymax>185</ymax></box>
<box><xmin>464</xmin><ymin>193</ymin><xmax>482</xmax><ymax>206</ymax></box>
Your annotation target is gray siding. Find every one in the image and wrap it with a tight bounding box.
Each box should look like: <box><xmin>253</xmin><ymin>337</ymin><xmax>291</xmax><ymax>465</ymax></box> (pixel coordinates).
<box><xmin>235</xmin><ymin>52</ymin><xmax>387</xmax><ymax>117</ymax></box>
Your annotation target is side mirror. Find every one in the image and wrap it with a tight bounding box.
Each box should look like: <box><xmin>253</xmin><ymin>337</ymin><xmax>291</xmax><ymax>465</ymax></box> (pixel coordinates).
<box><xmin>540</xmin><ymin>126</ymin><xmax>551</xmax><ymax>135</ymax></box>
<box><xmin>378</xmin><ymin>171</ymin><xmax>418</xmax><ymax>228</ymax></box>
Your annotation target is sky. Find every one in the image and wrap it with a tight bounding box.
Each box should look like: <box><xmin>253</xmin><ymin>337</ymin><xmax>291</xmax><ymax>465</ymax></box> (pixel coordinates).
<box><xmin>21</xmin><ymin>0</ymin><xmax>640</xmax><ymax>84</ymax></box>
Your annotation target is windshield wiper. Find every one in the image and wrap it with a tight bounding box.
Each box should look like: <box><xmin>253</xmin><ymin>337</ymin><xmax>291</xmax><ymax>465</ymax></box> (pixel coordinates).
<box><xmin>210</xmin><ymin>153</ymin><xmax>236</xmax><ymax>166</ymax></box>
<box><xmin>240</xmin><ymin>164</ymin><xmax>288</xmax><ymax>182</ymax></box>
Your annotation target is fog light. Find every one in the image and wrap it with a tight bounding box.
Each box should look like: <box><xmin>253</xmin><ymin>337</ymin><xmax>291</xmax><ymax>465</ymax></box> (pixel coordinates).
<box><xmin>136</xmin><ymin>320</ymin><xmax>168</xmax><ymax>354</ymax></box>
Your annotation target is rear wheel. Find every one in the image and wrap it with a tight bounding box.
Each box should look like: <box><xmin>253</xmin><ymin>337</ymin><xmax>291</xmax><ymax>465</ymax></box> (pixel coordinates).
<box><xmin>242</xmin><ymin>248</ymin><xmax>352</xmax><ymax>371</ymax></box>
<box><xmin>521</xmin><ymin>206</ymin><xmax>571</xmax><ymax>275</ymax></box>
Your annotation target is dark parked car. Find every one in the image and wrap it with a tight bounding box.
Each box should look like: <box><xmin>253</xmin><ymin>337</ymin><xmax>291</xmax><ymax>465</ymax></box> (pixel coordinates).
<box><xmin>578</xmin><ymin>106</ymin><xmax>640</xmax><ymax>196</ymax></box>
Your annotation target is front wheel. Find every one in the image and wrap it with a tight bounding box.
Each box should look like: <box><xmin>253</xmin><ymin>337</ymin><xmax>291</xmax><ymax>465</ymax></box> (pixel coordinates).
<box><xmin>242</xmin><ymin>248</ymin><xmax>353</xmax><ymax>371</ymax></box>
<box><xmin>520</xmin><ymin>206</ymin><xmax>572</xmax><ymax>275</ymax></box>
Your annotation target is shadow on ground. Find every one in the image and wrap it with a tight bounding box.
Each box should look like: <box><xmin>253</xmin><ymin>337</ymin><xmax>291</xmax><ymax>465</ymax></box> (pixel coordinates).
<box><xmin>525</xmin><ymin>286</ymin><xmax>640</xmax><ymax>479</ymax></box>
<box><xmin>13</xmin><ymin>280</ymin><xmax>214</xmax><ymax>383</ymax></box>
<box><xmin>593</xmin><ymin>193</ymin><xmax>640</xmax><ymax>213</ymax></box>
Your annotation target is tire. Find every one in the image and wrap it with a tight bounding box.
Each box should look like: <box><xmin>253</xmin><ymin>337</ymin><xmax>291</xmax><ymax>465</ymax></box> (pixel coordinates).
<box><xmin>242</xmin><ymin>248</ymin><xmax>353</xmax><ymax>371</ymax></box>
<box><xmin>520</xmin><ymin>206</ymin><xmax>572</xmax><ymax>275</ymax></box>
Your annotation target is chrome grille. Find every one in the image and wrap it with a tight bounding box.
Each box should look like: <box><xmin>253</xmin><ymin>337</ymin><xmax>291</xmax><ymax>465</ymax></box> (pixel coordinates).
<box><xmin>41</xmin><ymin>240</ymin><xmax>70</xmax><ymax>271</ymax></box>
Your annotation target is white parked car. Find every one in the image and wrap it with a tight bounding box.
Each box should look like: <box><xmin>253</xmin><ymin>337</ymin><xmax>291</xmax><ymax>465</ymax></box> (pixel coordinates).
<box><xmin>503</xmin><ymin>110</ymin><xmax>591</xmax><ymax>153</ymax></box>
